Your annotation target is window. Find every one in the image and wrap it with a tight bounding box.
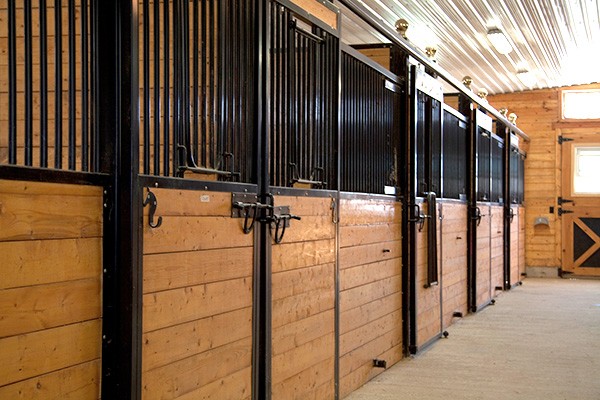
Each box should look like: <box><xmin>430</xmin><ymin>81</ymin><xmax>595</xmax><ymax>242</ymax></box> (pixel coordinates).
<box><xmin>573</xmin><ymin>146</ymin><xmax>600</xmax><ymax>194</ymax></box>
<box><xmin>562</xmin><ymin>90</ymin><xmax>600</xmax><ymax>120</ymax></box>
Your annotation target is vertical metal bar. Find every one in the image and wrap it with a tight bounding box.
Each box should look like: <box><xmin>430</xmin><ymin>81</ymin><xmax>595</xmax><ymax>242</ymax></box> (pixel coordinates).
<box><xmin>163</xmin><ymin>0</ymin><xmax>170</xmax><ymax>176</ymax></box>
<box><xmin>183</xmin><ymin>0</ymin><xmax>191</xmax><ymax>169</ymax></box>
<box><xmin>90</xmin><ymin>0</ymin><xmax>99</xmax><ymax>171</ymax></box>
<box><xmin>54</xmin><ymin>0</ymin><xmax>64</xmax><ymax>169</ymax></box>
<box><xmin>24</xmin><ymin>0</ymin><xmax>33</xmax><ymax>166</ymax></box>
<box><xmin>40</xmin><ymin>0</ymin><xmax>49</xmax><ymax>168</ymax></box>
<box><xmin>8</xmin><ymin>0</ymin><xmax>17</xmax><ymax>164</ymax></box>
<box><xmin>192</xmin><ymin>0</ymin><xmax>199</xmax><ymax>166</ymax></box>
<box><xmin>68</xmin><ymin>0</ymin><xmax>76</xmax><ymax>170</ymax></box>
<box><xmin>254</xmin><ymin>0</ymin><xmax>271</xmax><ymax>399</ymax></box>
<box><xmin>81</xmin><ymin>0</ymin><xmax>89</xmax><ymax>171</ymax></box>
<box><xmin>143</xmin><ymin>0</ymin><xmax>150</xmax><ymax>174</ymax></box>
<box><xmin>200</xmin><ymin>0</ymin><xmax>207</xmax><ymax>167</ymax></box>
<box><xmin>208</xmin><ymin>0</ymin><xmax>216</xmax><ymax>168</ymax></box>
<box><xmin>153</xmin><ymin>0</ymin><xmax>160</xmax><ymax>175</ymax></box>
<box><xmin>96</xmin><ymin>0</ymin><xmax>142</xmax><ymax>398</ymax></box>
<box><xmin>171</xmin><ymin>0</ymin><xmax>179</xmax><ymax>175</ymax></box>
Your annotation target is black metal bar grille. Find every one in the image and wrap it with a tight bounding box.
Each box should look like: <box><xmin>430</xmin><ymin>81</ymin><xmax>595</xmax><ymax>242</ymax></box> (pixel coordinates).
<box><xmin>510</xmin><ymin>146</ymin><xmax>519</xmax><ymax>204</ymax></box>
<box><xmin>1</xmin><ymin>0</ymin><xmax>98</xmax><ymax>172</ymax></box>
<box><xmin>477</xmin><ymin>129</ymin><xmax>491</xmax><ymax>201</ymax></box>
<box><xmin>340</xmin><ymin>50</ymin><xmax>400</xmax><ymax>194</ymax></box>
<box><xmin>518</xmin><ymin>152</ymin><xmax>525</xmax><ymax>204</ymax></box>
<box><xmin>491</xmin><ymin>136</ymin><xmax>504</xmax><ymax>203</ymax></box>
<box><xmin>138</xmin><ymin>0</ymin><xmax>256</xmax><ymax>182</ymax></box>
<box><xmin>267</xmin><ymin>1</ymin><xmax>339</xmax><ymax>189</ymax></box>
<box><xmin>415</xmin><ymin>92</ymin><xmax>442</xmax><ymax>196</ymax></box>
<box><xmin>442</xmin><ymin>110</ymin><xmax>467</xmax><ymax>199</ymax></box>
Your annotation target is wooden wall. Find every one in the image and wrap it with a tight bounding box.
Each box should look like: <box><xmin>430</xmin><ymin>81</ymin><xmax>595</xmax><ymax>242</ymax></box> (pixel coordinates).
<box><xmin>490</xmin><ymin>205</ymin><xmax>504</xmax><ymax>292</ymax></box>
<box><xmin>0</xmin><ymin>180</ymin><xmax>103</xmax><ymax>399</ymax></box>
<box><xmin>415</xmin><ymin>202</ymin><xmax>441</xmax><ymax>347</ymax></box>
<box><xmin>271</xmin><ymin>195</ymin><xmax>336</xmax><ymax>400</ymax></box>
<box><xmin>488</xmin><ymin>83</ymin><xmax>600</xmax><ymax>272</ymax></box>
<box><xmin>475</xmin><ymin>205</ymin><xmax>491</xmax><ymax>308</ymax></box>
<box><xmin>439</xmin><ymin>202</ymin><xmax>468</xmax><ymax>328</ymax></box>
<box><xmin>338</xmin><ymin>198</ymin><xmax>402</xmax><ymax>398</ymax></box>
<box><xmin>141</xmin><ymin>188</ymin><xmax>253</xmax><ymax>400</ymax></box>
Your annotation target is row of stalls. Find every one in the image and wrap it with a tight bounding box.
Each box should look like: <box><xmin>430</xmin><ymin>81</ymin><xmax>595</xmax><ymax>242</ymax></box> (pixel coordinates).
<box><xmin>0</xmin><ymin>0</ymin><xmax>527</xmax><ymax>399</ymax></box>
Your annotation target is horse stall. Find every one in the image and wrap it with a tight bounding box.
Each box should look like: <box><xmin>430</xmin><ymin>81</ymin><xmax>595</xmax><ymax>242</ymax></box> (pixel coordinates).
<box><xmin>0</xmin><ymin>1</ymin><xmax>104</xmax><ymax>398</ymax></box>
<box><xmin>439</xmin><ymin>105</ymin><xmax>470</xmax><ymax>329</ymax></box>
<box><xmin>506</xmin><ymin>133</ymin><xmax>527</xmax><ymax>287</ymax></box>
<box><xmin>267</xmin><ymin>2</ymin><xmax>340</xmax><ymax>398</ymax></box>
<box><xmin>338</xmin><ymin>45</ymin><xmax>404</xmax><ymax>397</ymax></box>
<box><xmin>136</xmin><ymin>1</ymin><xmax>258</xmax><ymax>398</ymax></box>
<box><xmin>468</xmin><ymin>109</ymin><xmax>500</xmax><ymax>312</ymax></box>
<box><xmin>407</xmin><ymin>66</ymin><xmax>445</xmax><ymax>351</ymax></box>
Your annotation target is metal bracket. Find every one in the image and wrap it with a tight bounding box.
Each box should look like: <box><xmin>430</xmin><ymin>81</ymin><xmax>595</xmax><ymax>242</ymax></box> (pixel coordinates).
<box><xmin>143</xmin><ymin>189</ymin><xmax>163</xmax><ymax>229</ymax></box>
<box><xmin>557</xmin><ymin>197</ymin><xmax>573</xmax><ymax>205</ymax></box>
<box><xmin>269</xmin><ymin>210</ymin><xmax>301</xmax><ymax>244</ymax></box>
<box><xmin>558</xmin><ymin>135</ymin><xmax>574</xmax><ymax>145</ymax></box>
<box><xmin>231</xmin><ymin>193</ymin><xmax>270</xmax><ymax>234</ymax></box>
<box><xmin>557</xmin><ymin>208</ymin><xmax>574</xmax><ymax>216</ymax></box>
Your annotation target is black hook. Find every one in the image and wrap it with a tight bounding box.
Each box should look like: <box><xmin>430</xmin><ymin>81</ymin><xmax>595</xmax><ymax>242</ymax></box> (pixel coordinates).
<box><xmin>143</xmin><ymin>189</ymin><xmax>163</xmax><ymax>229</ymax></box>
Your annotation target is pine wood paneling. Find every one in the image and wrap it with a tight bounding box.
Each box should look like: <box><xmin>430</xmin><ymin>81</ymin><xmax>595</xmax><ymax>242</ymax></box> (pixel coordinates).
<box><xmin>141</xmin><ymin>188</ymin><xmax>253</xmax><ymax>400</ymax></box>
<box><xmin>272</xmin><ymin>195</ymin><xmax>336</xmax><ymax>400</ymax></box>
<box><xmin>489</xmin><ymin>83</ymin><xmax>600</xmax><ymax>271</ymax></box>
<box><xmin>440</xmin><ymin>202</ymin><xmax>468</xmax><ymax>329</ymax></box>
<box><xmin>339</xmin><ymin>198</ymin><xmax>402</xmax><ymax>398</ymax></box>
<box><xmin>0</xmin><ymin>180</ymin><xmax>102</xmax><ymax>399</ymax></box>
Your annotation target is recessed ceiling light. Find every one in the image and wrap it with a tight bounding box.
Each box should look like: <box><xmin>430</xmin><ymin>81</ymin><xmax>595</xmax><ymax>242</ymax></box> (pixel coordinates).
<box><xmin>487</xmin><ymin>28</ymin><xmax>513</xmax><ymax>55</ymax></box>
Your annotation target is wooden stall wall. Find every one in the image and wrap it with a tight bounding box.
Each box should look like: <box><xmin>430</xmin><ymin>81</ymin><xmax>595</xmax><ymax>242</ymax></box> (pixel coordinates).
<box><xmin>439</xmin><ymin>202</ymin><xmax>468</xmax><ymax>328</ymax></box>
<box><xmin>489</xmin><ymin>83</ymin><xmax>600</xmax><ymax>274</ymax></box>
<box><xmin>475</xmin><ymin>204</ymin><xmax>492</xmax><ymax>308</ymax></box>
<box><xmin>271</xmin><ymin>195</ymin><xmax>336</xmax><ymax>400</ymax></box>
<box><xmin>338</xmin><ymin>197</ymin><xmax>402</xmax><ymax>398</ymax></box>
<box><xmin>490</xmin><ymin>205</ymin><xmax>504</xmax><ymax>293</ymax></box>
<box><xmin>415</xmin><ymin>201</ymin><xmax>442</xmax><ymax>348</ymax></box>
<box><xmin>0</xmin><ymin>180</ymin><xmax>103</xmax><ymax>399</ymax></box>
<box><xmin>509</xmin><ymin>206</ymin><xmax>520</xmax><ymax>286</ymax></box>
<box><xmin>141</xmin><ymin>188</ymin><xmax>254</xmax><ymax>400</ymax></box>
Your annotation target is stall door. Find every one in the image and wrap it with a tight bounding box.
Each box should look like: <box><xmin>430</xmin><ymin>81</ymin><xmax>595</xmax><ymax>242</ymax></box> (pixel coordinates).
<box><xmin>560</xmin><ymin>128</ymin><xmax>600</xmax><ymax>276</ymax></box>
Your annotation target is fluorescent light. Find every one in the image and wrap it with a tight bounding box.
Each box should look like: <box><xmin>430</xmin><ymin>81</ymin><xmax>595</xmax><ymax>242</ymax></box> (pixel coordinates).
<box><xmin>516</xmin><ymin>70</ymin><xmax>536</xmax><ymax>87</ymax></box>
<box><xmin>487</xmin><ymin>28</ymin><xmax>512</xmax><ymax>55</ymax></box>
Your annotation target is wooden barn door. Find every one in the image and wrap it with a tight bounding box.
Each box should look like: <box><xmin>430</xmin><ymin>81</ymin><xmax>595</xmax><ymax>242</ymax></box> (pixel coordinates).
<box><xmin>560</xmin><ymin>128</ymin><xmax>600</xmax><ymax>276</ymax></box>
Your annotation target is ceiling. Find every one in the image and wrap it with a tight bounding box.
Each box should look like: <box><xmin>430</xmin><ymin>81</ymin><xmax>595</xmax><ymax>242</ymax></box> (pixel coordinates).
<box><xmin>337</xmin><ymin>0</ymin><xmax>600</xmax><ymax>94</ymax></box>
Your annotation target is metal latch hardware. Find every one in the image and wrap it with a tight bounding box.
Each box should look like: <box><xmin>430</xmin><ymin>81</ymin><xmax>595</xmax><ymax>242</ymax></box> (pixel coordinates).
<box><xmin>557</xmin><ymin>208</ymin><xmax>574</xmax><ymax>216</ymax></box>
<box><xmin>143</xmin><ymin>188</ymin><xmax>163</xmax><ymax>228</ymax></box>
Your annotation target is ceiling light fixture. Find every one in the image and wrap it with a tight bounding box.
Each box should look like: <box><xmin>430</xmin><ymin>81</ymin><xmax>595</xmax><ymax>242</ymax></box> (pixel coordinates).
<box><xmin>487</xmin><ymin>28</ymin><xmax>512</xmax><ymax>55</ymax></box>
<box><xmin>516</xmin><ymin>70</ymin><xmax>536</xmax><ymax>87</ymax></box>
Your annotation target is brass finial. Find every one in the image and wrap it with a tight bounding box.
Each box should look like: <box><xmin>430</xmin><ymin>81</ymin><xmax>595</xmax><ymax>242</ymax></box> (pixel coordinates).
<box><xmin>395</xmin><ymin>19</ymin><xmax>409</xmax><ymax>39</ymax></box>
<box><xmin>462</xmin><ymin>76</ymin><xmax>472</xmax><ymax>90</ymax></box>
<box><xmin>499</xmin><ymin>108</ymin><xmax>508</xmax><ymax>117</ymax></box>
<box><xmin>508</xmin><ymin>112</ymin><xmax>518</xmax><ymax>125</ymax></box>
<box><xmin>425</xmin><ymin>46</ymin><xmax>437</xmax><ymax>60</ymax></box>
<box><xmin>477</xmin><ymin>87</ymin><xmax>488</xmax><ymax>100</ymax></box>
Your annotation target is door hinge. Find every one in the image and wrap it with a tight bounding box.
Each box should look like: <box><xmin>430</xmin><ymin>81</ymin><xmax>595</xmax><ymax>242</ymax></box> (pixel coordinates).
<box><xmin>558</xmin><ymin>135</ymin><xmax>574</xmax><ymax>144</ymax></box>
<box><xmin>557</xmin><ymin>197</ymin><xmax>573</xmax><ymax>205</ymax></box>
<box><xmin>557</xmin><ymin>208</ymin><xmax>574</xmax><ymax>216</ymax></box>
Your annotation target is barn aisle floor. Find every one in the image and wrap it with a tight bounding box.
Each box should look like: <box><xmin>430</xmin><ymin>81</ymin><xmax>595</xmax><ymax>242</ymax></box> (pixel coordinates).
<box><xmin>345</xmin><ymin>278</ymin><xmax>600</xmax><ymax>400</ymax></box>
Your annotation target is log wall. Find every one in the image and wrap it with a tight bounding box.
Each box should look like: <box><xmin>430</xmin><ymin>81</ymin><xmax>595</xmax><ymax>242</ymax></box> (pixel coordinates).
<box><xmin>338</xmin><ymin>197</ymin><xmax>402</xmax><ymax>398</ymax></box>
<box><xmin>271</xmin><ymin>195</ymin><xmax>336</xmax><ymax>400</ymax></box>
<box><xmin>141</xmin><ymin>188</ymin><xmax>254</xmax><ymax>400</ymax></box>
<box><xmin>0</xmin><ymin>180</ymin><xmax>103</xmax><ymax>399</ymax></box>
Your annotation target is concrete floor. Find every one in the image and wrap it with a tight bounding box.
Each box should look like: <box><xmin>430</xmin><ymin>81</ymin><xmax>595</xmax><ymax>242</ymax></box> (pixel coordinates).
<box><xmin>345</xmin><ymin>278</ymin><xmax>600</xmax><ymax>400</ymax></box>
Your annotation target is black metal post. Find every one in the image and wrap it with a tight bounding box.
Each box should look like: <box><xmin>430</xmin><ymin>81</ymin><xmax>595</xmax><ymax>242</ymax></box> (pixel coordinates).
<box><xmin>467</xmin><ymin>109</ymin><xmax>478</xmax><ymax>312</ymax></box>
<box><xmin>24</xmin><ymin>0</ymin><xmax>33</xmax><ymax>166</ymax></box>
<box><xmin>253</xmin><ymin>1</ymin><xmax>272</xmax><ymax>399</ymax></box>
<box><xmin>54</xmin><ymin>0</ymin><xmax>64</xmax><ymax>169</ymax></box>
<box><xmin>96</xmin><ymin>0</ymin><xmax>142</xmax><ymax>398</ymax></box>
<box><xmin>502</xmin><ymin>123</ymin><xmax>512</xmax><ymax>290</ymax></box>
